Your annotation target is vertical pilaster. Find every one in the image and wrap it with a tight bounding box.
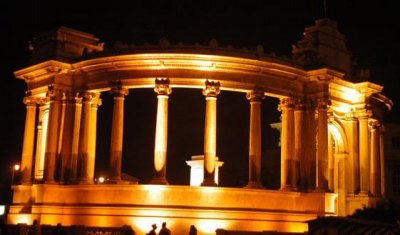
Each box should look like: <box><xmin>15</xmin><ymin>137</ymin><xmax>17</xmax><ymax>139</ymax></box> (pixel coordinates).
<box><xmin>315</xmin><ymin>99</ymin><xmax>329</xmax><ymax>192</ymax></box>
<box><xmin>44</xmin><ymin>86</ymin><xmax>63</xmax><ymax>184</ymax></box>
<box><xmin>20</xmin><ymin>94</ymin><xmax>37</xmax><ymax>185</ymax></box>
<box><xmin>279</xmin><ymin>97</ymin><xmax>295</xmax><ymax>190</ymax></box>
<box><xmin>151</xmin><ymin>78</ymin><xmax>172</xmax><ymax>185</ymax></box>
<box><xmin>109</xmin><ymin>82</ymin><xmax>129</xmax><ymax>183</ymax></box>
<box><xmin>359</xmin><ymin>112</ymin><xmax>370</xmax><ymax>195</ymax></box>
<box><xmin>369</xmin><ymin>120</ymin><xmax>381</xmax><ymax>196</ymax></box>
<box><xmin>246</xmin><ymin>88</ymin><xmax>265</xmax><ymax>189</ymax></box>
<box><xmin>201</xmin><ymin>80</ymin><xmax>220</xmax><ymax>186</ymax></box>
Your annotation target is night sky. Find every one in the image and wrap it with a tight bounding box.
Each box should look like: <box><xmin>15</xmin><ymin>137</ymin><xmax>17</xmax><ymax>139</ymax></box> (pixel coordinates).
<box><xmin>1</xmin><ymin>1</ymin><xmax>399</xmax><ymax>203</ymax></box>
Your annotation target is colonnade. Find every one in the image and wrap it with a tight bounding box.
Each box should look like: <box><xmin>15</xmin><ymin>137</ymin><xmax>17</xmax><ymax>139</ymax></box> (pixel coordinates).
<box><xmin>19</xmin><ymin>79</ymin><xmax>263</xmax><ymax>188</ymax></box>
<box><xmin>18</xmin><ymin>79</ymin><xmax>384</xmax><ymax>195</ymax></box>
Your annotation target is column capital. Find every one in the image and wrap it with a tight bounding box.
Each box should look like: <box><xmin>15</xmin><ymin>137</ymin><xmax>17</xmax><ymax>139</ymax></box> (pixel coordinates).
<box><xmin>23</xmin><ymin>95</ymin><xmax>38</xmax><ymax>106</ymax></box>
<box><xmin>278</xmin><ymin>97</ymin><xmax>296</xmax><ymax>112</ymax></box>
<box><xmin>46</xmin><ymin>85</ymin><xmax>63</xmax><ymax>101</ymax></box>
<box><xmin>246</xmin><ymin>87</ymin><xmax>265</xmax><ymax>102</ymax></box>
<box><xmin>316</xmin><ymin>98</ymin><xmax>331</xmax><ymax>110</ymax></box>
<box><xmin>368</xmin><ymin>119</ymin><xmax>380</xmax><ymax>129</ymax></box>
<box><xmin>110</xmin><ymin>80</ymin><xmax>129</xmax><ymax>97</ymax></box>
<box><xmin>357</xmin><ymin>108</ymin><xmax>372</xmax><ymax>119</ymax></box>
<box><xmin>202</xmin><ymin>80</ymin><xmax>220</xmax><ymax>97</ymax></box>
<box><xmin>91</xmin><ymin>92</ymin><xmax>102</xmax><ymax>107</ymax></box>
<box><xmin>154</xmin><ymin>78</ymin><xmax>172</xmax><ymax>96</ymax></box>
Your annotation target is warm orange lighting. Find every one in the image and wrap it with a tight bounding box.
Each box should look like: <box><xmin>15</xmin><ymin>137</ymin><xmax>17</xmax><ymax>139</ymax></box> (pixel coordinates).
<box><xmin>198</xmin><ymin>219</ymin><xmax>228</xmax><ymax>234</ymax></box>
<box><xmin>342</xmin><ymin>87</ymin><xmax>361</xmax><ymax>102</ymax></box>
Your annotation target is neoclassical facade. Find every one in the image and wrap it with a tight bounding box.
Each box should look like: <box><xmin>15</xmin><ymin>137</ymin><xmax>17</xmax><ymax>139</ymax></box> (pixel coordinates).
<box><xmin>9</xmin><ymin>19</ymin><xmax>392</xmax><ymax>234</ymax></box>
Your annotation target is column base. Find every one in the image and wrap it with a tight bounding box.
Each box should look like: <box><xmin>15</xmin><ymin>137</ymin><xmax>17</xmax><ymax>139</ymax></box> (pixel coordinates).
<box><xmin>77</xmin><ymin>179</ymin><xmax>94</xmax><ymax>185</ymax></box>
<box><xmin>313</xmin><ymin>187</ymin><xmax>330</xmax><ymax>193</ymax></box>
<box><xmin>358</xmin><ymin>190</ymin><xmax>371</xmax><ymax>196</ymax></box>
<box><xmin>21</xmin><ymin>181</ymin><xmax>33</xmax><ymax>186</ymax></box>
<box><xmin>44</xmin><ymin>180</ymin><xmax>57</xmax><ymax>184</ymax></box>
<box><xmin>245</xmin><ymin>181</ymin><xmax>264</xmax><ymax>189</ymax></box>
<box><xmin>149</xmin><ymin>178</ymin><xmax>169</xmax><ymax>185</ymax></box>
<box><xmin>201</xmin><ymin>180</ymin><xmax>217</xmax><ymax>187</ymax></box>
<box><xmin>280</xmin><ymin>185</ymin><xmax>297</xmax><ymax>191</ymax></box>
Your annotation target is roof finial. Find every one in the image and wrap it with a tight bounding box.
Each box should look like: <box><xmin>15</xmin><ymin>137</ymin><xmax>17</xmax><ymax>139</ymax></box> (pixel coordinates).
<box><xmin>323</xmin><ymin>0</ymin><xmax>328</xmax><ymax>18</ymax></box>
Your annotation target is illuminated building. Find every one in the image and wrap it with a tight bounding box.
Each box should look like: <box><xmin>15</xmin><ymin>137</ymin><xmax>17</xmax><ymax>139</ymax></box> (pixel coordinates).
<box><xmin>9</xmin><ymin>19</ymin><xmax>392</xmax><ymax>234</ymax></box>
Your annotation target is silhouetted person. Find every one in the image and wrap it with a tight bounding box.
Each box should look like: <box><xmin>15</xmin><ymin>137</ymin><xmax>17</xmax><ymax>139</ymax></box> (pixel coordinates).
<box><xmin>158</xmin><ymin>222</ymin><xmax>170</xmax><ymax>235</ymax></box>
<box><xmin>28</xmin><ymin>219</ymin><xmax>41</xmax><ymax>235</ymax></box>
<box><xmin>147</xmin><ymin>224</ymin><xmax>157</xmax><ymax>235</ymax></box>
<box><xmin>188</xmin><ymin>225</ymin><xmax>197</xmax><ymax>235</ymax></box>
<box><xmin>51</xmin><ymin>223</ymin><xmax>65</xmax><ymax>235</ymax></box>
<box><xmin>0</xmin><ymin>218</ymin><xmax>7</xmax><ymax>235</ymax></box>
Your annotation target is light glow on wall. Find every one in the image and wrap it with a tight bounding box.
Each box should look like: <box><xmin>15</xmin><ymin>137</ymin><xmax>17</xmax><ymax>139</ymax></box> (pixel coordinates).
<box><xmin>198</xmin><ymin>219</ymin><xmax>228</xmax><ymax>234</ymax></box>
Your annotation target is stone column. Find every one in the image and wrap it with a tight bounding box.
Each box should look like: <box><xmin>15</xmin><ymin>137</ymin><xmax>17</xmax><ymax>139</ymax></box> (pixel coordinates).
<box><xmin>78</xmin><ymin>92</ymin><xmax>101</xmax><ymax>183</ymax></box>
<box><xmin>201</xmin><ymin>80</ymin><xmax>220</xmax><ymax>186</ymax></box>
<box><xmin>89</xmin><ymin>93</ymin><xmax>101</xmax><ymax>181</ymax></box>
<box><xmin>246</xmin><ymin>88</ymin><xmax>265</xmax><ymax>189</ymax></box>
<box><xmin>358</xmin><ymin>112</ymin><xmax>370</xmax><ymax>195</ymax></box>
<box><xmin>20</xmin><ymin>94</ymin><xmax>37</xmax><ymax>185</ymax></box>
<box><xmin>292</xmin><ymin>100</ymin><xmax>306</xmax><ymax>189</ymax></box>
<box><xmin>369</xmin><ymin>120</ymin><xmax>381</xmax><ymax>196</ymax></box>
<box><xmin>44</xmin><ymin>86</ymin><xmax>63</xmax><ymax>184</ymax></box>
<box><xmin>151</xmin><ymin>78</ymin><xmax>172</xmax><ymax>184</ymax></box>
<box><xmin>344</xmin><ymin>113</ymin><xmax>359</xmax><ymax>194</ymax></box>
<box><xmin>315</xmin><ymin>99</ymin><xmax>329</xmax><ymax>192</ymax></box>
<box><xmin>60</xmin><ymin>92</ymin><xmax>82</xmax><ymax>183</ymax></box>
<box><xmin>34</xmin><ymin>99</ymin><xmax>49</xmax><ymax>180</ymax></box>
<box><xmin>302</xmin><ymin>100</ymin><xmax>316</xmax><ymax>191</ymax></box>
<box><xmin>380</xmin><ymin>125</ymin><xmax>386</xmax><ymax>197</ymax></box>
<box><xmin>279</xmin><ymin>97</ymin><xmax>295</xmax><ymax>190</ymax></box>
<box><xmin>328</xmin><ymin>126</ymin><xmax>334</xmax><ymax>191</ymax></box>
<box><xmin>109</xmin><ymin>82</ymin><xmax>129</xmax><ymax>183</ymax></box>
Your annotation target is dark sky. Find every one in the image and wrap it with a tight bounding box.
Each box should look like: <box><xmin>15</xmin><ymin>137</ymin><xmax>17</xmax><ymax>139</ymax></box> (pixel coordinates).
<box><xmin>1</xmin><ymin>1</ymin><xmax>399</xmax><ymax>203</ymax></box>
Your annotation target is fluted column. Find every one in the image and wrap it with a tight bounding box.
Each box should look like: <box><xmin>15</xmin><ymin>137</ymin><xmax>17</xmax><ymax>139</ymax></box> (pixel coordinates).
<box><xmin>78</xmin><ymin>92</ymin><xmax>101</xmax><ymax>183</ymax></box>
<box><xmin>246</xmin><ymin>88</ymin><xmax>265</xmax><ymax>189</ymax></box>
<box><xmin>109</xmin><ymin>82</ymin><xmax>129</xmax><ymax>183</ymax></box>
<box><xmin>369</xmin><ymin>120</ymin><xmax>381</xmax><ymax>196</ymax></box>
<box><xmin>359</xmin><ymin>112</ymin><xmax>370</xmax><ymax>195</ymax></box>
<box><xmin>380</xmin><ymin>125</ymin><xmax>386</xmax><ymax>197</ymax></box>
<box><xmin>279</xmin><ymin>97</ymin><xmax>295</xmax><ymax>190</ymax></box>
<box><xmin>201</xmin><ymin>80</ymin><xmax>220</xmax><ymax>186</ymax></box>
<box><xmin>151</xmin><ymin>78</ymin><xmax>172</xmax><ymax>185</ymax></box>
<box><xmin>315</xmin><ymin>99</ymin><xmax>329</xmax><ymax>192</ymax></box>
<box><xmin>20</xmin><ymin>94</ymin><xmax>37</xmax><ymax>185</ymax></box>
<box><xmin>44</xmin><ymin>86</ymin><xmax>63</xmax><ymax>184</ymax></box>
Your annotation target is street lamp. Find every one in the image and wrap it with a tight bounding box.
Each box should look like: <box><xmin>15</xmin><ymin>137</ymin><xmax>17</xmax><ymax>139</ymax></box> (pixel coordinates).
<box><xmin>11</xmin><ymin>163</ymin><xmax>20</xmax><ymax>185</ymax></box>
